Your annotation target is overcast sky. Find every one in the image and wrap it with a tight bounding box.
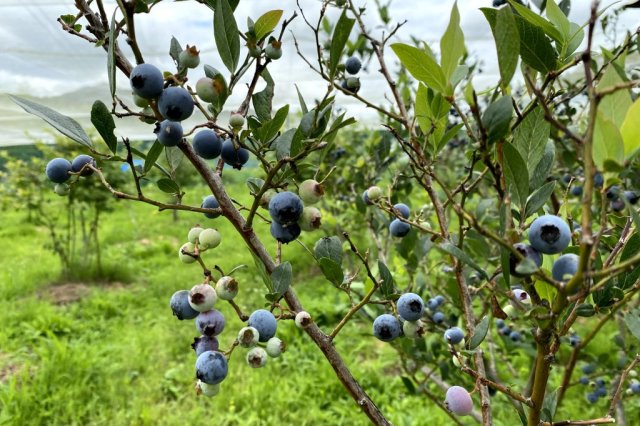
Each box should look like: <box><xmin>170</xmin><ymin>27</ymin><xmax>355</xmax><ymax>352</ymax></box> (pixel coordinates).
<box><xmin>0</xmin><ymin>0</ymin><xmax>637</xmax><ymax>146</ymax></box>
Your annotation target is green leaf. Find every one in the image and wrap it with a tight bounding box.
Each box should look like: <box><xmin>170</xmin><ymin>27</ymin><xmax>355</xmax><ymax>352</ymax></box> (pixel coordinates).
<box><xmin>270</xmin><ymin>261</ymin><xmax>292</xmax><ymax>297</ymax></box>
<box><xmin>514</xmin><ymin>16</ymin><xmax>558</xmax><ymax>73</ymax></box>
<box><xmin>318</xmin><ymin>258</ymin><xmax>343</xmax><ymax>286</ymax></box>
<box><xmin>468</xmin><ymin>316</ymin><xmax>489</xmax><ymax>350</ymax></box>
<box><xmin>541</xmin><ymin>387</ymin><xmax>559</xmax><ymax>423</ymax></box>
<box><xmin>255</xmin><ymin>104</ymin><xmax>289</xmax><ymax>143</ymax></box>
<box><xmin>274</xmin><ymin>128</ymin><xmax>303</xmax><ymax>160</ymax></box>
<box><xmin>599</xmin><ymin>65</ymin><xmax>632</xmax><ymax>128</ymax></box>
<box><xmin>378</xmin><ymin>261</ymin><xmax>395</xmax><ymax>298</ymax></box>
<box><xmin>251</xmin><ymin>252</ymin><xmax>273</xmax><ymax>291</ymax></box>
<box><xmin>401</xmin><ymin>377</ymin><xmax>417</xmax><ymax>394</ymax></box>
<box><xmin>314</xmin><ymin>236</ymin><xmax>343</xmax><ymax>264</ymax></box>
<box><xmin>246</xmin><ymin>177</ymin><xmax>265</xmax><ymax>195</ymax></box>
<box><xmin>107</xmin><ymin>9</ymin><xmax>118</xmax><ymax>98</ymax></box>
<box><xmin>575</xmin><ymin>303</ymin><xmax>596</xmax><ymax>317</ymax></box>
<box><xmin>530</xmin><ymin>140</ymin><xmax>555</xmax><ymax>190</ymax></box>
<box><xmin>525</xmin><ymin>181</ymin><xmax>556</xmax><ymax>218</ymax></box>
<box><xmin>593</xmin><ymin>112</ymin><xmax>624</xmax><ymax>171</ymax></box>
<box><xmin>545</xmin><ymin>0</ymin><xmax>571</xmax><ymax>42</ymax></box>
<box><xmin>329</xmin><ymin>10</ymin><xmax>355</xmax><ymax>79</ymax></box>
<box><xmin>483</xmin><ymin>6</ymin><xmax>519</xmax><ymax>86</ymax></box>
<box><xmin>129</xmin><ymin>146</ymin><xmax>171</xmax><ymax>178</ymax></box>
<box><xmin>214</xmin><ymin>0</ymin><xmax>240</xmax><ymax>73</ymax></box>
<box><xmin>621</xmin><ymin>97</ymin><xmax>640</xmax><ymax>160</ymax></box>
<box><xmin>618</xmin><ymin>233</ymin><xmax>640</xmax><ymax>290</ymax></box>
<box><xmin>438</xmin><ymin>241</ymin><xmax>488</xmax><ymax>279</ymax></box>
<box><xmin>254</xmin><ymin>9</ymin><xmax>283</xmax><ymax>41</ymax></box>
<box><xmin>565</xmin><ymin>22</ymin><xmax>584</xmax><ymax>57</ymax></box>
<box><xmin>169</xmin><ymin>36</ymin><xmax>182</xmax><ymax>64</ymax></box>
<box><xmin>508</xmin><ymin>0</ymin><xmax>563</xmax><ymax>43</ymax></box>
<box><xmin>440</xmin><ymin>2</ymin><xmax>465</xmax><ymax>80</ymax></box>
<box><xmin>157</xmin><ymin>178</ymin><xmax>180</xmax><ymax>194</ymax></box>
<box><xmin>391</xmin><ymin>43</ymin><xmax>447</xmax><ymax>93</ymax></box>
<box><xmin>252</xmin><ymin>69</ymin><xmax>275</xmax><ymax>122</ymax></box>
<box><xmin>10</xmin><ymin>95</ymin><xmax>92</xmax><ymax>148</ymax></box>
<box><xmin>623</xmin><ymin>308</ymin><xmax>640</xmax><ymax>343</ymax></box>
<box><xmin>482</xmin><ymin>96</ymin><xmax>513</xmax><ymax>143</ymax></box>
<box><xmin>513</xmin><ymin>107</ymin><xmax>549</xmax><ymax>180</ymax></box>
<box><xmin>503</xmin><ymin>143</ymin><xmax>529</xmax><ymax>210</ymax></box>
<box><xmin>90</xmin><ymin>100</ymin><xmax>117</xmax><ymax>154</ymax></box>
<box><xmin>144</xmin><ymin>140</ymin><xmax>164</xmax><ymax>173</ymax></box>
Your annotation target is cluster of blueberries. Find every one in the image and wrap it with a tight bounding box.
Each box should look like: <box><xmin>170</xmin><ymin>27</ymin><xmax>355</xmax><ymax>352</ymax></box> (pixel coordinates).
<box><xmin>129</xmin><ymin>62</ymin><xmax>251</xmax><ymax>170</ymax></box>
<box><xmin>362</xmin><ymin>185</ymin><xmax>413</xmax><ymax>237</ymax></box>
<box><xmin>495</xmin><ymin>318</ymin><xmax>524</xmax><ymax>342</ymax></box>
<box><xmin>171</xmin><ymin>227</ymin><xmax>289</xmax><ymax>396</ymax></box>
<box><xmin>265</xmin><ymin>180</ymin><xmax>324</xmax><ymax>244</ymax></box>
<box><xmin>44</xmin><ymin>154</ymin><xmax>96</xmax><ymax>195</ymax></box>
<box><xmin>341</xmin><ymin>56</ymin><xmax>362</xmax><ymax>94</ymax></box>
<box><xmin>562</xmin><ymin>172</ymin><xmax>639</xmax><ymax>212</ymax></box>
<box><xmin>578</xmin><ymin>364</ymin><xmax>640</xmax><ymax>404</ymax></box>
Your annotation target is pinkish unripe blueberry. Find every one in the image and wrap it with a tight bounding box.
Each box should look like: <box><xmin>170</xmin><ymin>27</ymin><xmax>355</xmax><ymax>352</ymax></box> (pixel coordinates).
<box><xmin>298</xmin><ymin>179</ymin><xmax>325</xmax><ymax>204</ymax></box>
<box><xmin>215</xmin><ymin>276</ymin><xmax>238</xmax><ymax>300</ymax></box>
<box><xmin>299</xmin><ymin>207</ymin><xmax>322</xmax><ymax>232</ymax></box>
<box><xmin>445</xmin><ymin>386</ymin><xmax>474</xmax><ymax>416</ymax></box>
<box><xmin>189</xmin><ymin>284</ymin><xmax>217</xmax><ymax>312</ymax></box>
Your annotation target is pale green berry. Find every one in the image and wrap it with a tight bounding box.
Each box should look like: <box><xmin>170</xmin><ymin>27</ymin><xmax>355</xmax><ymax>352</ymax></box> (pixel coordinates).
<box><xmin>132</xmin><ymin>93</ymin><xmax>149</xmax><ymax>108</ymax></box>
<box><xmin>196</xmin><ymin>77</ymin><xmax>219</xmax><ymax>103</ymax></box>
<box><xmin>367</xmin><ymin>186</ymin><xmax>383</xmax><ymax>201</ymax></box>
<box><xmin>503</xmin><ymin>304</ymin><xmax>517</xmax><ymax>319</ymax></box>
<box><xmin>199</xmin><ymin>228</ymin><xmax>221</xmax><ymax>250</ymax></box>
<box><xmin>260</xmin><ymin>189</ymin><xmax>276</xmax><ymax>210</ymax></box>
<box><xmin>197</xmin><ymin>380</ymin><xmax>220</xmax><ymax>397</ymax></box>
<box><xmin>246</xmin><ymin>347</ymin><xmax>268</xmax><ymax>368</ymax></box>
<box><xmin>403</xmin><ymin>320</ymin><xmax>426</xmax><ymax>339</ymax></box>
<box><xmin>188</xmin><ymin>226</ymin><xmax>204</xmax><ymax>244</ymax></box>
<box><xmin>298</xmin><ymin>179</ymin><xmax>324</xmax><ymax>204</ymax></box>
<box><xmin>452</xmin><ymin>355</ymin><xmax>461</xmax><ymax>368</ymax></box>
<box><xmin>179</xmin><ymin>45</ymin><xmax>200</xmax><ymax>69</ymax></box>
<box><xmin>238</xmin><ymin>326</ymin><xmax>260</xmax><ymax>348</ymax></box>
<box><xmin>266</xmin><ymin>337</ymin><xmax>285</xmax><ymax>358</ymax></box>
<box><xmin>265</xmin><ymin>41</ymin><xmax>282</xmax><ymax>60</ymax></box>
<box><xmin>215</xmin><ymin>276</ymin><xmax>238</xmax><ymax>300</ymax></box>
<box><xmin>179</xmin><ymin>242</ymin><xmax>197</xmax><ymax>264</ymax></box>
<box><xmin>229</xmin><ymin>113</ymin><xmax>245</xmax><ymax>129</ymax></box>
<box><xmin>188</xmin><ymin>283</ymin><xmax>217</xmax><ymax>312</ymax></box>
<box><xmin>139</xmin><ymin>106</ymin><xmax>156</xmax><ymax>124</ymax></box>
<box><xmin>299</xmin><ymin>207</ymin><xmax>322</xmax><ymax>232</ymax></box>
<box><xmin>54</xmin><ymin>183</ymin><xmax>70</xmax><ymax>196</ymax></box>
<box><xmin>248</xmin><ymin>45</ymin><xmax>261</xmax><ymax>58</ymax></box>
<box><xmin>295</xmin><ymin>311</ymin><xmax>312</xmax><ymax>329</ymax></box>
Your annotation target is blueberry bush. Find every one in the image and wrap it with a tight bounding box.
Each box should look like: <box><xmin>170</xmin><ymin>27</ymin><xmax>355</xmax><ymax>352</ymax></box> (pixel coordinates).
<box><xmin>9</xmin><ymin>0</ymin><xmax>640</xmax><ymax>424</ymax></box>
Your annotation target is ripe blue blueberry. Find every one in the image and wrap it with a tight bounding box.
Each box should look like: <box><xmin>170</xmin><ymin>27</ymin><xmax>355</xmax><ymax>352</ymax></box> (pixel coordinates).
<box><xmin>586</xmin><ymin>392</ymin><xmax>599</xmax><ymax>403</ymax></box>
<box><xmin>624</xmin><ymin>191</ymin><xmax>639</xmax><ymax>205</ymax></box>
<box><xmin>594</xmin><ymin>172</ymin><xmax>604</xmax><ymax>188</ymax></box>
<box><xmin>192</xmin><ymin>335</ymin><xmax>219</xmax><ymax>356</ymax></box>
<box><xmin>509</xmin><ymin>330</ymin><xmax>521</xmax><ymax>342</ymax></box>
<box><xmin>158</xmin><ymin>86</ymin><xmax>195</xmax><ymax>121</ymax></box>
<box><xmin>345</xmin><ymin>56</ymin><xmax>362</xmax><ymax>74</ymax></box>
<box><xmin>433</xmin><ymin>311</ymin><xmax>445</xmax><ymax>324</ymax></box>
<box><xmin>611</xmin><ymin>199</ymin><xmax>625</xmax><ymax>212</ymax></box>
<box><xmin>397</xmin><ymin>293</ymin><xmax>424</xmax><ymax>322</ymax></box>
<box><xmin>71</xmin><ymin>154</ymin><xmax>95</xmax><ymax>176</ymax></box>
<box><xmin>499</xmin><ymin>326</ymin><xmax>512</xmax><ymax>336</ymax></box>
<box><xmin>445</xmin><ymin>386</ymin><xmax>474</xmax><ymax>416</ymax></box>
<box><xmin>270</xmin><ymin>221</ymin><xmax>301</xmax><ymax>244</ymax></box>
<box><xmin>201</xmin><ymin>195</ymin><xmax>221</xmax><ymax>219</ymax></box>
<box><xmin>444</xmin><ymin>327</ymin><xmax>465</xmax><ymax>345</ymax></box>
<box><xmin>496</xmin><ymin>319</ymin><xmax>505</xmax><ymax>329</ymax></box>
<box><xmin>195</xmin><ymin>309</ymin><xmax>226</xmax><ymax>337</ymax></box>
<box><xmin>269</xmin><ymin>191</ymin><xmax>304</xmax><ymax>225</ymax></box>
<box><xmin>579</xmin><ymin>376</ymin><xmax>589</xmax><ymax>385</ymax></box>
<box><xmin>248</xmin><ymin>309</ymin><xmax>277</xmax><ymax>342</ymax></box>
<box><xmin>595</xmin><ymin>378</ymin><xmax>606</xmax><ymax>388</ymax></box>
<box><xmin>427</xmin><ymin>298</ymin><xmax>440</xmax><ymax>311</ymax></box>
<box><xmin>552</xmin><ymin>253</ymin><xmax>579</xmax><ymax>281</ymax></box>
<box><xmin>45</xmin><ymin>158</ymin><xmax>72</xmax><ymax>183</ymax></box>
<box><xmin>169</xmin><ymin>289</ymin><xmax>199</xmax><ymax>320</ymax></box>
<box><xmin>561</xmin><ymin>173</ymin><xmax>572</xmax><ymax>185</ymax></box>
<box><xmin>195</xmin><ymin>350</ymin><xmax>228</xmax><ymax>385</ymax></box>
<box><xmin>630</xmin><ymin>383</ymin><xmax>640</xmax><ymax>394</ymax></box>
<box><xmin>434</xmin><ymin>295</ymin><xmax>445</xmax><ymax>305</ymax></box>
<box><xmin>192</xmin><ymin>130</ymin><xmax>222</xmax><ymax>159</ymax></box>
<box><xmin>606</xmin><ymin>186</ymin><xmax>619</xmax><ymax>200</ymax></box>
<box><xmin>130</xmin><ymin>63</ymin><xmax>164</xmax><ymax>99</ymax></box>
<box><xmin>569</xmin><ymin>334</ymin><xmax>580</xmax><ymax>347</ymax></box>
<box><xmin>571</xmin><ymin>186</ymin><xmax>583</xmax><ymax>196</ymax></box>
<box><xmin>582</xmin><ymin>364</ymin><xmax>596</xmax><ymax>374</ymax></box>
<box><xmin>528</xmin><ymin>215</ymin><xmax>571</xmax><ymax>254</ymax></box>
<box><xmin>389</xmin><ymin>219</ymin><xmax>411</xmax><ymax>237</ymax></box>
<box><xmin>393</xmin><ymin>203</ymin><xmax>410</xmax><ymax>219</ymax></box>
<box><xmin>509</xmin><ymin>243</ymin><xmax>543</xmax><ymax>277</ymax></box>
<box><xmin>372</xmin><ymin>314</ymin><xmax>401</xmax><ymax>342</ymax></box>
<box><xmin>155</xmin><ymin>120</ymin><xmax>183</xmax><ymax>146</ymax></box>
<box><xmin>220</xmin><ymin>139</ymin><xmax>250</xmax><ymax>169</ymax></box>
<box><xmin>594</xmin><ymin>386</ymin><xmax>607</xmax><ymax>398</ymax></box>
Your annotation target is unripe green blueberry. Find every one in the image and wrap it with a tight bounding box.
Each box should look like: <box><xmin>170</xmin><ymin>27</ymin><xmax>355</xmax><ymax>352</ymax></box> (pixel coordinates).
<box><xmin>246</xmin><ymin>347</ymin><xmax>268</xmax><ymax>368</ymax></box>
<box><xmin>229</xmin><ymin>113</ymin><xmax>245</xmax><ymax>129</ymax></box>
<box><xmin>248</xmin><ymin>45</ymin><xmax>262</xmax><ymax>58</ymax></box>
<box><xmin>139</xmin><ymin>106</ymin><xmax>156</xmax><ymax>124</ymax></box>
<box><xmin>215</xmin><ymin>276</ymin><xmax>238</xmax><ymax>300</ymax></box>
<box><xmin>260</xmin><ymin>189</ymin><xmax>276</xmax><ymax>210</ymax></box>
<box><xmin>367</xmin><ymin>186</ymin><xmax>383</xmax><ymax>201</ymax></box>
<box><xmin>298</xmin><ymin>179</ymin><xmax>325</xmax><ymax>204</ymax></box>
<box><xmin>197</xmin><ymin>380</ymin><xmax>220</xmax><ymax>397</ymax></box>
<box><xmin>403</xmin><ymin>320</ymin><xmax>426</xmax><ymax>339</ymax></box>
<box><xmin>346</xmin><ymin>77</ymin><xmax>360</xmax><ymax>91</ymax></box>
<box><xmin>299</xmin><ymin>207</ymin><xmax>322</xmax><ymax>232</ymax></box>
<box><xmin>295</xmin><ymin>311</ymin><xmax>312</xmax><ymax>329</ymax></box>
<box><xmin>179</xmin><ymin>45</ymin><xmax>200</xmax><ymax>69</ymax></box>
<box><xmin>238</xmin><ymin>326</ymin><xmax>260</xmax><ymax>348</ymax></box>
<box><xmin>189</xmin><ymin>284</ymin><xmax>217</xmax><ymax>312</ymax></box>
<box><xmin>54</xmin><ymin>183</ymin><xmax>70</xmax><ymax>196</ymax></box>
<box><xmin>265</xmin><ymin>42</ymin><xmax>282</xmax><ymax>60</ymax></box>
<box><xmin>196</xmin><ymin>77</ymin><xmax>220</xmax><ymax>103</ymax></box>
<box><xmin>199</xmin><ymin>228</ymin><xmax>221</xmax><ymax>250</ymax></box>
<box><xmin>452</xmin><ymin>355</ymin><xmax>461</xmax><ymax>368</ymax></box>
<box><xmin>188</xmin><ymin>226</ymin><xmax>204</xmax><ymax>244</ymax></box>
<box><xmin>179</xmin><ymin>242</ymin><xmax>198</xmax><ymax>264</ymax></box>
<box><xmin>502</xmin><ymin>304</ymin><xmax>517</xmax><ymax>319</ymax></box>
<box><xmin>265</xmin><ymin>337</ymin><xmax>286</xmax><ymax>358</ymax></box>
<box><xmin>132</xmin><ymin>93</ymin><xmax>149</xmax><ymax>108</ymax></box>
